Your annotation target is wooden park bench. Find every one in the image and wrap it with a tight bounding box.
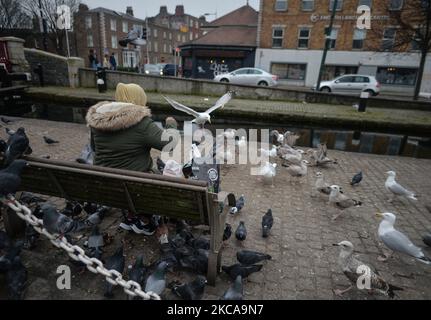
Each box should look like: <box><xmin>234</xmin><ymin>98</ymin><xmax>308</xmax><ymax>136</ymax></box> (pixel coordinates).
<box><xmin>1</xmin><ymin>156</ymin><xmax>235</xmax><ymax>286</ymax></box>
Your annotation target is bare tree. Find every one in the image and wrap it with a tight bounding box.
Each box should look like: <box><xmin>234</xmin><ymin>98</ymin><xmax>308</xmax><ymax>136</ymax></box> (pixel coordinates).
<box><xmin>0</xmin><ymin>0</ymin><xmax>32</xmax><ymax>29</ymax></box>
<box><xmin>22</xmin><ymin>0</ymin><xmax>80</xmax><ymax>55</ymax></box>
<box><xmin>369</xmin><ymin>0</ymin><xmax>431</xmax><ymax>100</ymax></box>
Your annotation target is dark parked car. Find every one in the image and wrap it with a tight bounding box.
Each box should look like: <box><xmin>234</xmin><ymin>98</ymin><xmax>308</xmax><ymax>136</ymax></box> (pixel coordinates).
<box><xmin>162</xmin><ymin>64</ymin><xmax>179</xmax><ymax>77</ymax></box>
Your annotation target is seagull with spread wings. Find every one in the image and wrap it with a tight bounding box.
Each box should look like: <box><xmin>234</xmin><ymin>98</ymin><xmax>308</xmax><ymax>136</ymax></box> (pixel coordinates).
<box><xmin>163</xmin><ymin>92</ymin><xmax>234</xmax><ymax>126</ymax></box>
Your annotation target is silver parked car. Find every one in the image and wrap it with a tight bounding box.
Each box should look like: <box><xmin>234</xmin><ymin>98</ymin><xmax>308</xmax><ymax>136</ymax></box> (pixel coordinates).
<box><xmin>214</xmin><ymin>68</ymin><xmax>278</xmax><ymax>87</ymax></box>
<box><xmin>313</xmin><ymin>74</ymin><xmax>381</xmax><ymax>96</ymax></box>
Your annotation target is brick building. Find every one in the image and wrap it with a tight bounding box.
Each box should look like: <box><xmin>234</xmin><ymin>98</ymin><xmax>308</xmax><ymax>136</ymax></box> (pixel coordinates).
<box><xmin>255</xmin><ymin>0</ymin><xmax>431</xmax><ymax>94</ymax></box>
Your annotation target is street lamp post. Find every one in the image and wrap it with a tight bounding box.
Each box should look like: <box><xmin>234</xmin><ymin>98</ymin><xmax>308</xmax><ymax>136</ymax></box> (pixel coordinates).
<box><xmin>316</xmin><ymin>0</ymin><xmax>338</xmax><ymax>92</ymax></box>
<box><xmin>38</xmin><ymin>0</ymin><xmax>49</xmax><ymax>51</ymax></box>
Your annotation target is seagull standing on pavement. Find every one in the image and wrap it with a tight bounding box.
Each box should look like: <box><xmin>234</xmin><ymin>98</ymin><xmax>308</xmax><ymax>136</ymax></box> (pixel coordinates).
<box><xmin>385</xmin><ymin>171</ymin><xmax>417</xmax><ymax>202</ymax></box>
<box><xmin>163</xmin><ymin>92</ymin><xmax>233</xmax><ymax>126</ymax></box>
<box><xmin>329</xmin><ymin>185</ymin><xmax>362</xmax><ymax>221</ymax></box>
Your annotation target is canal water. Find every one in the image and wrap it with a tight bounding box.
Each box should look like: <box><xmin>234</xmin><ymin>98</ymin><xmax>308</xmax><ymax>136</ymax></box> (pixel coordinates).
<box><xmin>2</xmin><ymin>100</ymin><xmax>431</xmax><ymax>159</ymax></box>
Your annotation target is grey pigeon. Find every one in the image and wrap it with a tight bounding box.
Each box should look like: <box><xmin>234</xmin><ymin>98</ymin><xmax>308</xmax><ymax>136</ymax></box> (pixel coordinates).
<box><xmin>145</xmin><ymin>261</ymin><xmax>168</xmax><ymax>295</ymax></box>
<box><xmin>5</xmin><ymin>127</ymin><xmax>15</xmax><ymax>136</ymax></box>
<box><xmin>190</xmin><ymin>237</ymin><xmax>210</xmax><ymax>250</ymax></box>
<box><xmin>222</xmin><ymin>263</ymin><xmax>263</xmax><ymax>280</ymax></box>
<box><xmin>85</xmin><ymin>206</ymin><xmax>109</xmax><ymax>226</ymax></box>
<box><xmin>172</xmin><ymin>275</ymin><xmax>207</xmax><ymax>300</ymax></box>
<box><xmin>6</xmin><ymin>255</ymin><xmax>27</xmax><ymax>300</ymax></box>
<box><xmin>128</xmin><ymin>255</ymin><xmax>146</xmax><ymax>286</ymax></box>
<box><xmin>230</xmin><ymin>195</ymin><xmax>245</xmax><ymax>214</ymax></box>
<box><xmin>237</xmin><ymin>250</ymin><xmax>272</xmax><ymax>265</ymax></box>
<box><xmin>4</xmin><ymin>128</ymin><xmax>31</xmax><ymax>166</ymax></box>
<box><xmin>423</xmin><ymin>234</ymin><xmax>431</xmax><ymax>247</ymax></box>
<box><xmin>43</xmin><ymin>136</ymin><xmax>59</xmax><ymax>144</ymax></box>
<box><xmin>235</xmin><ymin>221</ymin><xmax>247</xmax><ymax>241</ymax></box>
<box><xmin>179</xmin><ymin>249</ymin><xmax>208</xmax><ymax>275</ymax></box>
<box><xmin>61</xmin><ymin>201</ymin><xmax>83</xmax><ymax>218</ymax></box>
<box><xmin>0</xmin><ymin>160</ymin><xmax>27</xmax><ymax>198</ymax></box>
<box><xmin>41</xmin><ymin>203</ymin><xmax>88</xmax><ymax>235</ymax></box>
<box><xmin>350</xmin><ymin>171</ymin><xmax>363</xmax><ymax>186</ymax></box>
<box><xmin>176</xmin><ymin>220</ymin><xmax>194</xmax><ymax>242</ymax></box>
<box><xmin>83</xmin><ymin>202</ymin><xmax>98</xmax><ymax>215</ymax></box>
<box><xmin>87</xmin><ymin>225</ymin><xmax>104</xmax><ymax>260</ymax></box>
<box><xmin>156</xmin><ymin>157</ymin><xmax>165</xmax><ymax>173</ymax></box>
<box><xmin>221</xmin><ymin>275</ymin><xmax>243</xmax><ymax>300</ymax></box>
<box><xmin>20</xmin><ymin>192</ymin><xmax>46</xmax><ymax>205</ymax></box>
<box><xmin>104</xmin><ymin>245</ymin><xmax>125</xmax><ymax>298</ymax></box>
<box><xmin>262</xmin><ymin>209</ymin><xmax>273</xmax><ymax>238</ymax></box>
<box><xmin>223</xmin><ymin>223</ymin><xmax>232</xmax><ymax>242</ymax></box>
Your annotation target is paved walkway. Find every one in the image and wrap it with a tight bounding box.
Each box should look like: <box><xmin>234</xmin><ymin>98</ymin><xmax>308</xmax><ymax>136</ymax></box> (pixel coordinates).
<box><xmin>1</xmin><ymin>117</ymin><xmax>431</xmax><ymax>300</ymax></box>
<box><xmin>28</xmin><ymin>87</ymin><xmax>431</xmax><ymax>134</ymax></box>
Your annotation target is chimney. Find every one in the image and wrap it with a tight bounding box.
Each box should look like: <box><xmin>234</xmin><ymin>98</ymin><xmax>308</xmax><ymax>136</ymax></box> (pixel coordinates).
<box><xmin>126</xmin><ymin>6</ymin><xmax>134</xmax><ymax>16</ymax></box>
<box><xmin>78</xmin><ymin>4</ymin><xmax>89</xmax><ymax>12</ymax></box>
<box><xmin>175</xmin><ymin>5</ymin><xmax>184</xmax><ymax>16</ymax></box>
<box><xmin>160</xmin><ymin>6</ymin><xmax>168</xmax><ymax>15</ymax></box>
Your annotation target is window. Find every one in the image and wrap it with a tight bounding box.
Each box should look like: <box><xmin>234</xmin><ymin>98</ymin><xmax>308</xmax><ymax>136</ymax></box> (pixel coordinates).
<box><xmin>389</xmin><ymin>0</ymin><xmax>403</xmax><ymax>10</ymax></box>
<box><xmin>87</xmin><ymin>34</ymin><xmax>93</xmax><ymax>47</ymax></box>
<box><xmin>169</xmin><ymin>32</ymin><xmax>172</xmax><ymax>40</ymax></box>
<box><xmin>322</xmin><ymin>66</ymin><xmax>358</xmax><ymax>80</ymax></box>
<box><xmin>377</xmin><ymin>67</ymin><xmax>418</xmax><ymax>86</ymax></box>
<box><xmin>329</xmin><ymin>0</ymin><xmax>343</xmax><ymax>11</ymax></box>
<box><xmin>411</xmin><ymin>30</ymin><xmax>421</xmax><ymax>51</ymax></box>
<box><xmin>110</xmin><ymin>19</ymin><xmax>117</xmax><ymax>31</ymax></box>
<box><xmin>353</xmin><ymin>76</ymin><xmax>370</xmax><ymax>83</ymax></box>
<box><xmin>353</xmin><ymin>29</ymin><xmax>366</xmax><ymax>49</ymax></box>
<box><xmin>233</xmin><ymin>69</ymin><xmax>249</xmax><ymax>75</ymax></box>
<box><xmin>189</xmin><ymin>19</ymin><xmax>193</xmax><ymax>27</ymax></box>
<box><xmin>271</xmin><ymin>63</ymin><xmax>306</xmax><ymax>80</ymax></box>
<box><xmin>122</xmin><ymin>21</ymin><xmax>128</xmax><ymax>33</ymax></box>
<box><xmin>163</xmin><ymin>31</ymin><xmax>166</xmax><ymax>39</ymax></box>
<box><xmin>182</xmin><ymin>35</ymin><xmax>186</xmax><ymax>42</ymax></box>
<box><xmin>189</xmin><ymin>32</ymin><xmax>193</xmax><ymax>40</ymax></box>
<box><xmin>195</xmin><ymin>33</ymin><xmax>199</xmax><ymax>39</ymax></box>
<box><xmin>248</xmin><ymin>69</ymin><xmax>263</xmax><ymax>75</ymax></box>
<box><xmin>195</xmin><ymin>21</ymin><xmax>199</xmax><ymax>29</ymax></box>
<box><xmin>298</xmin><ymin>28</ymin><xmax>310</xmax><ymax>48</ymax></box>
<box><xmin>177</xmin><ymin>34</ymin><xmax>181</xmax><ymax>41</ymax></box>
<box><xmin>133</xmin><ymin>24</ymin><xmax>143</xmax><ymax>34</ymax></box>
<box><xmin>272</xmin><ymin>27</ymin><xmax>284</xmax><ymax>48</ymax></box>
<box><xmin>85</xmin><ymin>16</ymin><xmax>92</xmax><ymax>29</ymax></box>
<box><xmin>275</xmin><ymin>0</ymin><xmax>288</xmax><ymax>11</ymax></box>
<box><xmin>163</xmin><ymin>43</ymin><xmax>167</xmax><ymax>53</ymax></box>
<box><xmin>154</xmin><ymin>42</ymin><xmax>158</xmax><ymax>52</ymax></box>
<box><xmin>122</xmin><ymin>51</ymin><xmax>137</xmax><ymax>68</ymax></box>
<box><xmin>382</xmin><ymin>28</ymin><xmax>396</xmax><ymax>50</ymax></box>
<box><xmin>325</xmin><ymin>27</ymin><xmax>339</xmax><ymax>49</ymax></box>
<box><xmin>169</xmin><ymin>44</ymin><xmax>172</xmax><ymax>53</ymax></box>
<box><xmin>111</xmin><ymin>35</ymin><xmax>118</xmax><ymax>49</ymax></box>
<box><xmin>153</xmin><ymin>29</ymin><xmax>158</xmax><ymax>37</ymax></box>
<box><xmin>302</xmin><ymin>0</ymin><xmax>314</xmax><ymax>10</ymax></box>
<box><xmin>358</xmin><ymin>0</ymin><xmax>372</xmax><ymax>7</ymax></box>
<box><xmin>337</xmin><ymin>76</ymin><xmax>355</xmax><ymax>83</ymax></box>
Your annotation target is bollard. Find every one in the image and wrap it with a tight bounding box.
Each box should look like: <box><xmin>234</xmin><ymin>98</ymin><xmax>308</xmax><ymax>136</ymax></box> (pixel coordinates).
<box><xmin>358</xmin><ymin>91</ymin><xmax>369</xmax><ymax>112</ymax></box>
<box><xmin>33</xmin><ymin>64</ymin><xmax>44</xmax><ymax>87</ymax></box>
<box><xmin>96</xmin><ymin>67</ymin><xmax>107</xmax><ymax>93</ymax></box>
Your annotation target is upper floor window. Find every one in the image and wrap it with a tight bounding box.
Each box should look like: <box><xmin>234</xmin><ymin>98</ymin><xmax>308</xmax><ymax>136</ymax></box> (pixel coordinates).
<box><xmin>189</xmin><ymin>32</ymin><xmax>193</xmax><ymax>41</ymax></box>
<box><xmin>110</xmin><ymin>19</ymin><xmax>117</xmax><ymax>31</ymax></box>
<box><xmin>153</xmin><ymin>29</ymin><xmax>158</xmax><ymax>37</ymax></box>
<box><xmin>329</xmin><ymin>0</ymin><xmax>343</xmax><ymax>11</ymax></box>
<box><xmin>298</xmin><ymin>27</ymin><xmax>310</xmax><ymax>48</ymax></box>
<box><xmin>389</xmin><ymin>0</ymin><xmax>403</xmax><ymax>10</ymax></box>
<box><xmin>272</xmin><ymin>27</ymin><xmax>284</xmax><ymax>48</ymax></box>
<box><xmin>358</xmin><ymin>0</ymin><xmax>372</xmax><ymax>8</ymax></box>
<box><xmin>325</xmin><ymin>27</ymin><xmax>339</xmax><ymax>49</ymax></box>
<box><xmin>382</xmin><ymin>28</ymin><xmax>396</xmax><ymax>50</ymax></box>
<box><xmin>169</xmin><ymin>32</ymin><xmax>172</xmax><ymax>40</ymax></box>
<box><xmin>85</xmin><ymin>16</ymin><xmax>92</xmax><ymax>29</ymax></box>
<box><xmin>275</xmin><ymin>0</ymin><xmax>288</xmax><ymax>11</ymax></box>
<box><xmin>189</xmin><ymin>19</ymin><xmax>193</xmax><ymax>27</ymax></box>
<box><xmin>122</xmin><ymin>21</ymin><xmax>128</xmax><ymax>33</ymax></box>
<box><xmin>301</xmin><ymin>0</ymin><xmax>314</xmax><ymax>11</ymax></box>
<box><xmin>111</xmin><ymin>35</ymin><xmax>118</xmax><ymax>49</ymax></box>
<box><xmin>163</xmin><ymin>31</ymin><xmax>167</xmax><ymax>39</ymax></box>
<box><xmin>352</xmin><ymin>29</ymin><xmax>366</xmax><ymax>49</ymax></box>
<box><xmin>87</xmin><ymin>34</ymin><xmax>93</xmax><ymax>47</ymax></box>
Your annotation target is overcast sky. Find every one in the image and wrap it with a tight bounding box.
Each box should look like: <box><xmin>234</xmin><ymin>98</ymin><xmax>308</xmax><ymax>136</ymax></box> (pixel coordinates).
<box><xmin>82</xmin><ymin>0</ymin><xmax>259</xmax><ymax>21</ymax></box>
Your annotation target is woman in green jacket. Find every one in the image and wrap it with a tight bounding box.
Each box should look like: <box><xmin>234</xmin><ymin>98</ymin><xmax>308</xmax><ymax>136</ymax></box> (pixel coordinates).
<box><xmin>86</xmin><ymin>83</ymin><xmax>178</xmax><ymax>236</ymax></box>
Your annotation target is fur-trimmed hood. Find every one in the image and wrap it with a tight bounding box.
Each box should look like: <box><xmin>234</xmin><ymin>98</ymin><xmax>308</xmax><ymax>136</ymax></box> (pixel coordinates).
<box><xmin>86</xmin><ymin>101</ymin><xmax>152</xmax><ymax>131</ymax></box>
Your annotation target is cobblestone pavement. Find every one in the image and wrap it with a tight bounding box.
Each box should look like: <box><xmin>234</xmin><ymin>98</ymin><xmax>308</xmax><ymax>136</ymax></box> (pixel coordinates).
<box><xmin>1</xmin><ymin>117</ymin><xmax>431</xmax><ymax>300</ymax></box>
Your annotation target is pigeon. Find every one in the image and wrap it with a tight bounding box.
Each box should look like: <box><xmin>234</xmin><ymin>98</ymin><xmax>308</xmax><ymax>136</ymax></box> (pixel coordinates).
<box><xmin>5</xmin><ymin>127</ymin><xmax>15</xmax><ymax>136</ymax></box>
<box><xmin>104</xmin><ymin>245</ymin><xmax>125</xmax><ymax>298</ymax></box>
<box><xmin>350</xmin><ymin>171</ymin><xmax>363</xmax><ymax>186</ymax></box>
<box><xmin>128</xmin><ymin>255</ymin><xmax>147</xmax><ymax>289</ymax></box>
<box><xmin>237</xmin><ymin>250</ymin><xmax>272</xmax><ymax>265</ymax></box>
<box><xmin>85</xmin><ymin>206</ymin><xmax>109</xmax><ymax>226</ymax></box>
<box><xmin>83</xmin><ymin>202</ymin><xmax>98</xmax><ymax>215</ymax></box>
<box><xmin>176</xmin><ymin>220</ymin><xmax>194</xmax><ymax>243</ymax></box>
<box><xmin>314</xmin><ymin>172</ymin><xmax>332</xmax><ymax>197</ymax></box>
<box><xmin>385</xmin><ymin>171</ymin><xmax>417</xmax><ymax>202</ymax></box>
<box><xmin>156</xmin><ymin>157</ymin><xmax>165</xmax><ymax>173</ymax></box>
<box><xmin>179</xmin><ymin>249</ymin><xmax>208</xmax><ymax>275</ymax></box>
<box><xmin>163</xmin><ymin>92</ymin><xmax>234</xmax><ymax>125</ymax></box>
<box><xmin>43</xmin><ymin>136</ymin><xmax>59</xmax><ymax>144</ymax></box>
<box><xmin>223</xmin><ymin>224</ymin><xmax>232</xmax><ymax>242</ymax></box>
<box><xmin>262</xmin><ymin>209</ymin><xmax>273</xmax><ymax>238</ymax></box>
<box><xmin>4</xmin><ymin>128</ymin><xmax>31</xmax><ymax>166</ymax></box>
<box><xmin>145</xmin><ymin>261</ymin><xmax>168</xmax><ymax>296</ymax></box>
<box><xmin>222</xmin><ymin>263</ymin><xmax>263</xmax><ymax>280</ymax></box>
<box><xmin>20</xmin><ymin>192</ymin><xmax>46</xmax><ymax>205</ymax></box>
<box><xmin>423</xmin><ymin>234</ymin><xmax>431</xmax><ymax>247</ymax></box>
<box><xmin>61</xmin><ymin>201</ymin><xmax>83</xmax><ymax>218</ymax></box>
<box><xmin>1</xmin><ymin>117</ymin><xmax>12</xmax><ymax>124</ymax></box>
<box><xmin>171</xmin><ymin>275</ymin><xmax>207</xmax><ymax>300</ymax></box>
<box><xmin>221</xmin><ymin>275</ymin><xmax>243</xmax><ymax>300</ymax></box>
<box><xmin>235</xmin><ymin>221</ymin><xmax>247</xmax><ymax>242</ymax></box>
<box><xmin>5</xmin><ymin>255</ymin><xmax>27</xmax><ymax>300</ymax></box>
<box><xmin>87</xmin><ymin>226</ymin><xmax>104</xmax><ymax>260</ymax></box>
<box><xmin>0</xmin><ymin>139</ymin><xmax>7</xmax><ymax>153</ymax></box>
<box><xmin>190</xmin><ymin>237</ymin><xmax>210</xmax><ymax>251</ymax></box>
<box><xmin>0</xmin><ymin>160</ymin><xmax>27</xmax><ymax>198</ymax></box>
<box><xmin>376</xmin><ymin>212</ymin><xmax>431</xmax><ymax>264</ymax></box>
<box><xmin>260</xmin><ymin>145</ymin><xmax>278</xmax><ymax>158</ymax></box>
<box><xmin>259</xmin><ymin>162</ymin><xmax>277</xmax><ymax>185</ymax></box>
<box><xmin>41</xmin><ymin>203</ymin><xmax>88</xmax><ymax>235</ymax></box>
<box><xmin>230</xmin><ymin>195</ymin><xmax>245</xmax><ymax>214</ymax></box>
<box><xmin>333</xmin><ymin>241</ymin><xmax>403</xmax><ymax>298</ymax></box>
<box><xmin>329</xmin><ymin>185</ymin><xmax>362</xmax><ymax>221</ymax></box>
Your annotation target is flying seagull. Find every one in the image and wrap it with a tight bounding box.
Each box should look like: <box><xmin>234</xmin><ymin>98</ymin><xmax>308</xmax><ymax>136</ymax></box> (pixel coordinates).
<box><xmin>163</xmin><ymin>92</ymin><xmax>234</xmax><ymax>125</ymax></box>
<box><xmin>385</xmin><ymin>171</ymin><xmax>417</xmax><ymax>202</ymax></box>
<box><xmin>376</xmin><ymin>212</ymin><xmax>431</xmax><ymax>264</ymax></box>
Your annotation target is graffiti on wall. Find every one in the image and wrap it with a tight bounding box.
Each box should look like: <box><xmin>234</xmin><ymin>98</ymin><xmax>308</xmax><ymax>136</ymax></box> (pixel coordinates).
<box><xmin>210</xmin><ymin>62</ymin><xmax>229</xmax><ymax>77</ymax></box>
